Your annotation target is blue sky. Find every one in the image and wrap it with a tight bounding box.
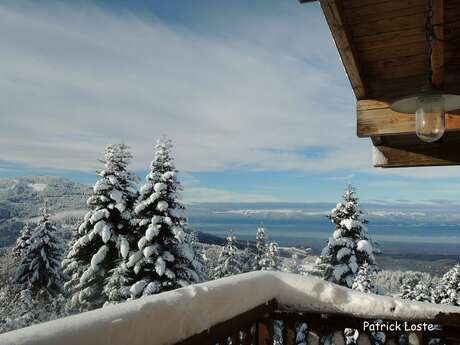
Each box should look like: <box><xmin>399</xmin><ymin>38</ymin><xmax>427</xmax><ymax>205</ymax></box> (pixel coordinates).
<box><xmin>1</xmin><ymin>0</ymin><xmax>460</xmax><ymax>204</ymax></box>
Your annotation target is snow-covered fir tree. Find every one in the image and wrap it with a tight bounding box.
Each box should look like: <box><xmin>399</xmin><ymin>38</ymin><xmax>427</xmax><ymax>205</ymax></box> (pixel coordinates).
<box><xmin>314</xmin><ymin>184</ymin><xmax>378</xmax><ymax>288</ymax></box>
<box><xmin>213</xmin><ymin>233</ymin><xmax>242</xmax><ymax>279</ymax></box>
<box><xmin>0</xmin><ymin>286</ymin><xmax>67</xmax><ymax>334</ymax></box>
<box><xmin>285</xmin><ymin>253</ymin><xmax>301</xmax><ymax>274</ymax></box>
<box><xmin>352</xmin><ymin>262</ymin><xmax>382</xmax><ymax>295</ymax></box>
<box><xmin>103</xmin><ymin>264</ymin><xmax>131</xmax><ymax>305</ymax></box>
<box><xmin>399</xmin><ymin>273</ymin><xmax>432</xmax><ymax>303</ymax></box>
<box><xmin>241</xmin><ymin>241</ymin><xmax>255</xmax><ymax>273</ymax></box>
<box><xmin>264</xmin><ymin>242</ymin><xmax>280</xmax><ymax>271</ymax></box>
<box><xmin>185</xmin><ymin>227</ymin><xmax>207</xmax><ymax>280</ymax></box>
<box><xmin>253</xmin><ymin>227</ymin><xmax>267</xmax><ymax>270</ymax></box>
<box><xmin>16</xmin><ymin>207</ymin><xmax>64</xmax><ymax>296</ymax></box>
<box><xmin>12</xmin><ymin>223</ymin><xmax>33</xmax><ymax>259</ymax></box>
<box><xmin>127</xmin><ymin>137</ymin><xmax>202</xmax><ymax>298</ymax></box>
<box><xmin>351</xmin><ymin>263</ymin><xmax>385</xmax><ymax>345</ymax></box>
<box><xmin>432</xmin><ymin>263</ymin><xmax>460</xmax><ymax>305</ymax></box>
<box><xmin>62</xmin><ymin>144</ymin><xmax>138</xmax><ymax>310</ymax></box>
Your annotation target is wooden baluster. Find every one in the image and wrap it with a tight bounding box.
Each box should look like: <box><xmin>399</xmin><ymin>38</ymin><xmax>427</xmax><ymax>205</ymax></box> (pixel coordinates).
<box><xmin>414</xmin><ymin>332</ymin><xmax>424</xmax><ymax>345</ymax></box>
<box><xmin>242</xmin><ymin>327</ymin><xmax>252</xmax><ymax>345</ymax></box>
<box><xmin>257</xmin><ymin>314</ymin><xmax>274</xmax><ymax>345</ymax></box>
<box><xmin>231</xmin><ymin>331</ymin><xmax>241</xmax><ymax>345</ymax></box>
<box><xmin>282</xmin><ymin>319</ymin><xmax>296</xmax><ymax>345</ymax></box>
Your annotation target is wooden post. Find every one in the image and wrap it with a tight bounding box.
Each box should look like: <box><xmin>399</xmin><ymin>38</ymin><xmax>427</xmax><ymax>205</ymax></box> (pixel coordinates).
<box><xmin>282</xmin><ymin>320</ymin><xmax>296</xmax><ymax>345</ymax></box>
<box><xmin>242</xmin><ymin>327</ymin><xmax>253</xmax><ymax>345</ymax></box>
<box><xmin>231</xmin><ymin>332</ymin><xmax>241</xmax><ymax>345</ymax></box>
<box><xmin>257</xmin><ymin>314</ymin><xmax>274</xmax><ymax>345</ymax></box>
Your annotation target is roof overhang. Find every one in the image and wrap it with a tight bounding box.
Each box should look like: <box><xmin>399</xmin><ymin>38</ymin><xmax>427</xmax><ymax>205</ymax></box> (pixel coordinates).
<box><xmin>300</xmin><ymin>0</ymin><xmax>460</xmax><ymax>168</ymax></box>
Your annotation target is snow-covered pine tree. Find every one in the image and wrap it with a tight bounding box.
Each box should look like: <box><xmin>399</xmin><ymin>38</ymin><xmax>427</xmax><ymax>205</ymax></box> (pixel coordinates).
<box><xmin>213</xmin><ymin>232</ymin><xmax>242</xmax><ymax>279</ymax></box>
<box><xmin>432</xmin><ymin>263</ymin><xmax>460</xmax><ymax>305</ymax></box>
<box><xmin>349</xmin><ymin>263</ymin><xmax>385</xmax><ymax>345</ymax></box>
<box><xmin>16</xmin><ymin>207</ymin><xmax>64</xmax><ymax>296</ymax></box>
<box><xmin>285</xmin><ymin>253</ymin><xmax>301</xmax><ymax>274</ymax></box>
<box><xmin>103</xmin><ymin>264</ymin><xmax>131</xmax><ymax>304</ymax></box>
<box><xmin>352</xmin><ymin>262</ymin><xmax>382</xmax><ymax>295</ymax></box>
<box><xmin>264</xmin><ymin>242</ymin><xmax>280</xmax><ymax>271</ymax></box>
<box><xmin>314</xmin><ymin>184</ymin><xmax>378</xmax><ymax>288</ymax></box>
<box><xmin>12</xmin><ymin>223</ymin><xmax>33</xmax><ymax>259</ymax></box>
<box><xmin>254</xmin><ymin>226</ymin><xmax>268</xmax><ymax>270</ymax></box>
<box><xmin>127</xmin><ymin>137</ymin><xmax>202</xmax><ymax>298</ymax></box>
<box><xmin>62</xmin><ymin>144</ymin><xmax>138</xmax><ymax>310</ymax></box>
<box><xmin>399</xmin><ymin>273</ymin><xmax>432</xmax><ymax>303</ymax></box>
<box><xmin>241</xmin><ymin>241</ymin><xmax>255</xmax><ymax>273</ymax></box>
<box><xmin>182</xmin><ymin>226</ymin><xmax>207</xmax><ymax>281</ymax></box>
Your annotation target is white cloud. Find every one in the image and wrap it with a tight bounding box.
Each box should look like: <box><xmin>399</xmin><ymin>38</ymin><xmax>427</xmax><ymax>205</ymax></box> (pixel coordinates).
<box><xmin>183</xmin><ymin>187</ymin><xmax>279</xmax><ymax>203</ymax></box>
<box><xmin>1</xmin><ymin>1</ymin><xmax>457</xmax><ymax>181</ymax></box>
<box><xmin>0</xmin><ymin>0</ymin><xmax>371</xmax><ymax>174</ymax></box>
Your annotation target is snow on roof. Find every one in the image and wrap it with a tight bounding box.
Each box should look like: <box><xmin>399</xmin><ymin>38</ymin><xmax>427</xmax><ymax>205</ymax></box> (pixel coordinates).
<box><xmin>2</xmin><ymin>271</ymin><xmax>460</xmax><ymax>345</ymax></box>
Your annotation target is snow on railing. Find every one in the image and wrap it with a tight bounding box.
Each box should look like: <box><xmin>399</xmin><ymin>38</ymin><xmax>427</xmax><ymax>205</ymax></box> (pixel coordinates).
<box><xmin>2</xmin><ymin>271</ymin><xmax>460</xmax><ymax>345</ymax></box>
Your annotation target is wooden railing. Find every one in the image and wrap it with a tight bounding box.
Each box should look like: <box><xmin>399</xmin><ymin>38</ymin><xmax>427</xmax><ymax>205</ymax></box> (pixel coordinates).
<box><xmin>176</xmin><ymin>299</ymin><xmax>460</xmax><ymax>345</ymax></box>
<box><xmin>3</xmin><ymin>272</ymin><xmax>460</xmax><ymax>345</ymax></box>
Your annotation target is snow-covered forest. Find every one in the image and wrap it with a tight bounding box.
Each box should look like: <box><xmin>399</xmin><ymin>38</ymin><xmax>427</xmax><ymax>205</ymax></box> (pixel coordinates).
<box><xmin>1</xmin><ymin>138</ymin><xmax>459</xmax><ymax>335</ymax></box>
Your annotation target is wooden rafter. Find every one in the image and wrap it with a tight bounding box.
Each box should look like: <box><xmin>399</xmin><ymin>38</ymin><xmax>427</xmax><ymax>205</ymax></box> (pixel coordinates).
<box><xmin>318</xmin><ymin>0</ymin><xmax>366</xmax><ymax>99</ymax></box>
<box><xmin>431</xmin><ymin>0</ymin><xmax>445</xmax><ymax>88</ymax></box>
<box><xmin>298</xmin><ymin>0</ymin><xmax>460</xmax><ymax>168</ymax></box>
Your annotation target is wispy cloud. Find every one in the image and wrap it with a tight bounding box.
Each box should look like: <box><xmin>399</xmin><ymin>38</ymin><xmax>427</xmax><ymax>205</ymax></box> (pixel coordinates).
<box><xmin>0</xmin><ymin>0</ymin><xmax>371</xmax><ymax>174</ymax></box>
<box><xmin>2</xmin><ymin>0</ymin><xmax>460</xmax><ymax>205</ymax></box>
<box><xmin>183</xmin><ymin>187</ymin><xmax>279</xmax><ymax>203</ymax></box>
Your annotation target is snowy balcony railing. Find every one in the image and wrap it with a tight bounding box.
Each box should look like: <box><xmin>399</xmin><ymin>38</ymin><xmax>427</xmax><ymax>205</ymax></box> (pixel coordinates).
<box><xmin>2</xmin><ymin>271</ymin><xmax>460</xmax><ymax>345</ymax></box>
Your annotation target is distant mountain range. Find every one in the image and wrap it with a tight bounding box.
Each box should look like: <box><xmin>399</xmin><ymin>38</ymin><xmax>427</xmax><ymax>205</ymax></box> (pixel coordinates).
<box><xmin>0</xmin><ymin>176</ymin><xmax>90</xmax><ymax>247</ymax></box>
<box><xmin>1</xmin><ymin>176</ymin><xmax>460</xmax><ymax>254</ymax></box>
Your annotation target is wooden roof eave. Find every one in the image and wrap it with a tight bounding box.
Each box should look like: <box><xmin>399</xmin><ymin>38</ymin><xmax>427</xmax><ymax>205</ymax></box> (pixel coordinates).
<box><xmin>300</xmin><ymin>0</ymin><xmax>460</xmax><ymax>168</ymax></box>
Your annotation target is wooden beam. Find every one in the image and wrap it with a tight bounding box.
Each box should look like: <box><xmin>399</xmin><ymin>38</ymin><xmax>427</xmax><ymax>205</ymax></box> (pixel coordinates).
<box><xmin>373</xmin><ymin>141</ymin><xmax>460</xmax><ymax>168</ymax></box>
<box><xmin>319</xmin><ymin>0</ymin><xmax>366</xmax><ymax>99</ymax></box>
<box><xmin>431</xmin><ymin>0</ymin><xmax>445</xmax><ymax>88</ymax></box>
<box><xmin>357</xmin><ymin>99</ymin><xmax>460</xmax><ymax>137</ymax></box>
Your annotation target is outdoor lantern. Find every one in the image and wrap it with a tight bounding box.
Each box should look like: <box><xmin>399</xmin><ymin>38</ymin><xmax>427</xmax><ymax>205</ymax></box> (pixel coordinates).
<box><xmin>390</xmin><ymin>0</ymin><xmax>460</xmax><ymax>143</ymax></box>
<box><xmin>391</xmin><ymin>87</ymin><xmax>460</xmax><ymax>143</ymax></box>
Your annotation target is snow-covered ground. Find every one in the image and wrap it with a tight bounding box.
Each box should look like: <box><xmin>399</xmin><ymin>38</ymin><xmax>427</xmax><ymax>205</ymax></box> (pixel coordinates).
<box><xmin>25</xmin><ymin>209</ymin><xmax>86</xmax><ymax>223</ymax></box>
<box><xmin>28</xmin><ymin>183</ymin><xmax>47</xmax><ymax>192</ymax></box>
<box><xmin>2</xmin><ymin>271</ymin><xmax>460</xmax><ymax>345</ymax></box>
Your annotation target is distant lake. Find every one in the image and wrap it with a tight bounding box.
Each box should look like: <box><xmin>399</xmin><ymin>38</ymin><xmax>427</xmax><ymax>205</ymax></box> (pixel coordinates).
<box><xmin>188</xmin><ymin>208</ymin><xmax>460</xmax><ymax>256</ymax></box>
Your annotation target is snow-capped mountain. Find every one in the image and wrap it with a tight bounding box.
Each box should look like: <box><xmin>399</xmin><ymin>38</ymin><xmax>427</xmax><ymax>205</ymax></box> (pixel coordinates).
<box><xmin>0</xmin><ymin>176</ymin><xmax>90</xmax><ymax>248</ymax></box>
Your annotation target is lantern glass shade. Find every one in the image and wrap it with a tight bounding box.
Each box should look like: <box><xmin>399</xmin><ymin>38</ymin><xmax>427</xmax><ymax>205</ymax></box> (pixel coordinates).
<box><xmin>415</xmin><ymin>95</ymin><xmax>445</xmax><ymax>143</ymax></box>
<box><xmin>391</xmin><ymin>90</ymin><xmax>460</xmax><ymax>142</ymax></box>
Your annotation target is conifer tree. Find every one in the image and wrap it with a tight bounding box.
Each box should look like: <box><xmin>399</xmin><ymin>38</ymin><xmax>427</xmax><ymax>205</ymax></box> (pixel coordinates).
<box><xmin>62</xmin><ymin>144</ymin><xmax>138</xmax><ymax>310</ymax></box>
<box><xmin>213</xmin><ymin>233</ymin><xmax>242</xmax><ymax>279</ymax></box>
<box><xmin>186</xmin><ymin>228</ymin><xmax>208</xmax><ymax>280</ymax></box>
<box><xmin>127</xmin><ymin>137</ymin><xmax>202</xmax><ymax>298</ymax></box>
<box><xmin>12</xmin><ymin>223</ymin><xmax>33</xmax><ymax>259</ymax></box>
<box><xmin>314</xmin><ymin>185</ymin><xmax>378</xmax><ymax>288</ymax></box>
<box><xmin>241</xmin><ymin>241</ymin><xmax>255</xmax><ymax>273</ymax></box>
<box><xmin>350</xmin><ymin>263</ymin><xmax>385</xmax><ymax>345</ymax></box>
<box><xmin>264</xmin><ymin>242</ymin><xmax>280</xmax><ymax>271</ymax></box>
<box><xmin>254</xmin><ymin>226</ymin><xmax>267</xmax><ymax>270</ymax></box>
<box><xmin>432</xmin><ymin>263</ymin><xmax>460</xmax><ymax>305</ymax></box>
<box><xmin>16</xmin><ymin>207</ymin><xmax>64</xmax><ymax>296</ymax></box>
<box><xmin>103</xmin><ymin>264</ymin><xmax>131</xmax><ymax>305</ymax></box>
<box><xmin>399</xmin><ymin>273</ymin><xmax>432</xmax><ymax>303</ymax></box>
<box><xmin>286</xmin><ymin>253</ymin><xmax>301</xmax><ymax>274</ymax></box>
<box><xmin>352</xmin><ymin>262</ymin><xmax>381</xmax><ymax>295</ymax></box>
